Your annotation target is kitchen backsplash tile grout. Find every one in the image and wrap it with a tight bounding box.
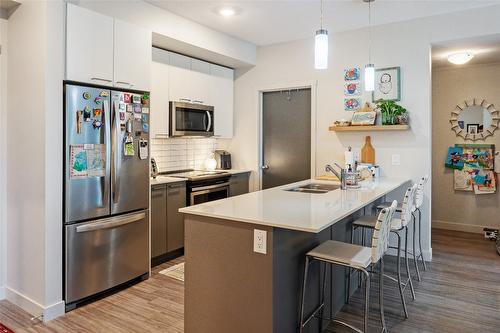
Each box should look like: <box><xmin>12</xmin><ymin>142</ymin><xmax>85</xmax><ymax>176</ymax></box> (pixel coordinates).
<box><xmin>151</xmin><ymin>137</ymin><xmax>219</xmax><ymax>172</ymax></box>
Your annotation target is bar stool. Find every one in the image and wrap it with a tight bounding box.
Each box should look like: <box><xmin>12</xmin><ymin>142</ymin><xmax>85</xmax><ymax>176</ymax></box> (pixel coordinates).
<box><xmin>348</xmin><ymin>184</ymin><xmax>417</xmax><ymax>319</ymax></box>
<box><xmin>299</xmin><ymin>201</ymin><xmax>397</xmax><ymax>333</ymax></box>
<box><xmin>377</xmin><ymin>175</ymin><xmax>428</xmax><ymax>281</ymax></box>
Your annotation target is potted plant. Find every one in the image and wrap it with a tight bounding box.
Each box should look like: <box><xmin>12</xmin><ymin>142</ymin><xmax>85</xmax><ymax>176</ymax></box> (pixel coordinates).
<box><xmin>376</xmin><ymin>100</ymin><xmax>408</xmax><ymax>125</ymax></box>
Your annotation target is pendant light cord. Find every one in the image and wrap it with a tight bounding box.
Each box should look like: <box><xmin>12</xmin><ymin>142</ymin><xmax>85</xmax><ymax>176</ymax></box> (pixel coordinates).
<box><xmin>368</xmin><ymin>0</ymin><xmax>372</xmax><ymax>63</ymax></box>
<box><xmin>320</xmin><ymin>0</ymin><xmax>324</xmax><ymax>29</ymax></box>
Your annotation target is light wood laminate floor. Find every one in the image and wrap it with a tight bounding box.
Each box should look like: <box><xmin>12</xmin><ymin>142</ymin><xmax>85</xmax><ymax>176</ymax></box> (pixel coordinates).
<box><xmin>0</xmin><ymin>229</ymin><xmax>499</xmax><ymax>332</ymax></box>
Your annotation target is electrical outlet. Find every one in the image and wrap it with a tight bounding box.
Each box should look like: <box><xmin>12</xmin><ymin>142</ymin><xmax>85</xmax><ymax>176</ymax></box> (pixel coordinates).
<box><xmin>391</xmin><ymin>154</ymin><xmax>401</xmax><ymax>166</ymax></box>
<box><xmin>254</xmin><ymin>229</ymin><xmax>267</xmax><ymax>254</ymax></box>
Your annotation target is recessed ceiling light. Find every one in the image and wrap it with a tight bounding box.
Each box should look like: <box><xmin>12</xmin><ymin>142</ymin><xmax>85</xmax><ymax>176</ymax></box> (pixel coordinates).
<box><xmin>447</xmin><ymin>52</ymin><xmax>474</xmax><ymax>65</ymax></box>
<box><xmin>219</xmin><ymin>7</ymin><xmax>236</xmax><ymax>17</ymax></box>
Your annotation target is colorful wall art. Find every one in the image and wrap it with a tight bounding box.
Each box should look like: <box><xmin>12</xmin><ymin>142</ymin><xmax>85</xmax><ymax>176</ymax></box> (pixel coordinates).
<box><xmin>445</xmin><ymin>144</ymin><xmax>496</xmax><ymax>194</ymax></box>
<box><xmin>344</xmin><ymin>67</ymin><xmax>360</xmax><ymax>81</ymax></box>
<box><xmin>344</xmin><ymin>82</ymin><xmax>361</xmax><ymax>96</ymax></box>
<box><xmin>344</xmin><ymin>98</ymin><xmax>361</xmax><ymax>111</ymax></box>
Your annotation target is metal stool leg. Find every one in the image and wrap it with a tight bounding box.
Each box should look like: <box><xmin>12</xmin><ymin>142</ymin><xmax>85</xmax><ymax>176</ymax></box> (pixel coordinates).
<box><xmin>299</xmin><ymin>256</ymin><xmax>310</xmax><ymax>333</ymax></box>
<box><xmin>320</xmin><ymin>261</ymin><xmax>328</xmax><ymax>331</ymax></box>
<box><xmin>363</xmin><ymin>269</ymin><xmax>370</xmax><ymax>333</ymax></box>
<box><xmin>359</xmin><ymin>227</ymin><xmax>366</xmax><ymax>288</ymax></box>
<box><xmin>395</xmin><ymin>231</ymin><xmax>409</xmax><ymax>318</ymax></box>
<box><xmin>405</xmin><ymin>226</ymin><xmax>416</xmax><ymax>300</ymax></box>
<box><xmin>417</xmin><ymin>208</ymin><xmax>427</xmax><ymax>271</ymax></box>
<box><xmin>346</xmin><ymin>224</ymin><xmax>355</xmax><ymax>304</ymax></box>
<box><xmin>412</xmin><ymin>213</ymin><xmax>422</xmax><ymax>281</ymax></box>
<box><xmin>379</xmin><ymin>258</ymin><xmax>387</xmax><ymax>333</ymax></box>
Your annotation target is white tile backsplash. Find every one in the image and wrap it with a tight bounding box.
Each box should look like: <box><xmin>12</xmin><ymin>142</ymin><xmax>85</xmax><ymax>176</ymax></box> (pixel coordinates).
<box><xmin>151</xmin><ymin>137</ymin><xmax>218</xmax><ymax>172</ymax></box>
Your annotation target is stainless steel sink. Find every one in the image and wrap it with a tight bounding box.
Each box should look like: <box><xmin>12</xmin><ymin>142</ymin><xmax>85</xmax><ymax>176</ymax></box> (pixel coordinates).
<box><xmin>285</xmin><ymin>183</ymin><xmax>340</xmax><ymax>194</ymax></box>
<box><xmin>299</xmin><ymin>183</ymin><xmax>340</xmax><ymax>191</ymax></box>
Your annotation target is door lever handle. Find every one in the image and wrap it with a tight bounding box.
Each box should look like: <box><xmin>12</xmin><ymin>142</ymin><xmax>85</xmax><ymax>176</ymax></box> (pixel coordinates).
<box><xmin>261</xmin><ymin>165</ymin><xmax>270</xmax><ymax>170</ymax></box>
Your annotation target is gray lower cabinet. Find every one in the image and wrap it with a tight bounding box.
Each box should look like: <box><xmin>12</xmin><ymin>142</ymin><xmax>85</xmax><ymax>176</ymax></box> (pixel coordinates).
<box><xmin>151</xmin><ymin>185</ymin><xmax>167</xmax><ymax>258</ymax></box>
<box><xmin>229</xmin><ymin>172</ymin><xmax>250</xmax><ymax>197</ymax></box>
<box><xmin>151</xmin><ymin>182</ymin><xmax>186</xmax><ymax>263</ymax></box>
<box><xmin>166</xmin><ymin>182</ymin><xmax>186</xmax><ymax>252</ymax></box>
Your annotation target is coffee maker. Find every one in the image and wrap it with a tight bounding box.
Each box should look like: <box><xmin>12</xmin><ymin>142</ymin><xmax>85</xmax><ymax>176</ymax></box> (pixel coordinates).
<box><xmin>214</xmin><ymin>150</ymin><xmax>232</xmax><ymax>170</ymax></box>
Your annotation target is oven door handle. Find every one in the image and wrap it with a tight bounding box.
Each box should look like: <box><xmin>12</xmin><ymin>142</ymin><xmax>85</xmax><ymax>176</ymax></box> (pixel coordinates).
<box><xmin>206</xmin><ymin>111</ymin><xmax>212</xmax><ymax>132</ymax></box>
<box><xmin>191</xmin><ymin>182</ymin><xmax>230</xmax><ymax>192</ymax></box>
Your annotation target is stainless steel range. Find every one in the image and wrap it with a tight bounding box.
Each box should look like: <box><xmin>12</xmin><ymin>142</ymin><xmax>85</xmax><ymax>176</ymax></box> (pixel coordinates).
<box><xmin>169</xmin><ymin>170</ymin><xmax>231</xmax><ymax>206</ymax></box>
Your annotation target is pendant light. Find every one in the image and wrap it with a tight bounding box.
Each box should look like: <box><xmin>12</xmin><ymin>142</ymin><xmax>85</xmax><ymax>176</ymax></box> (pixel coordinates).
<box><xmin>364</xmin><ymin>0</ymin><xmax>375</xmax><ymax>91</ymax></box>
<box><xmin>314</xmin><ymin>0</ymin><xmax>328</xmax><ymax>69</ymax></box>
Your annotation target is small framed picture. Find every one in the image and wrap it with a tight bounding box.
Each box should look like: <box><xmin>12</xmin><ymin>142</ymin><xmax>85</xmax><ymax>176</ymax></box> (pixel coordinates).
<box><xmin>467</xmin><ymin>124</ymin><xmax>479</xmax><ymax>134</ymax></box>
<box><xmin>372</xmin><ymin>66</ymin><xmax>401</xmax><ymax>102</ymax></box>
<box><xmin>351</xmin><ymin>111</ymin><xmax>377</xmax><ymax>126</ymax></box>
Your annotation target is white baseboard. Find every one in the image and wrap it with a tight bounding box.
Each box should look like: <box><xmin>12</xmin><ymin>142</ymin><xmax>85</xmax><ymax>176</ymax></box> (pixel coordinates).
<box><xmin>432</xmin><ymin>219</ymin><xmax>496</xmax><ymax>234</ymax></box>
<box><xmin>0</xmin><ymin>285</ymin><xmax>5</xmax><ymax>299</ymax></box>
<box><xmin>5</xmin><ymin>287</ymin><xmax>65</xmax><ymax>322</ymax></box>
<box><xmin>5</xmin><ymin>287</ymin><xmax>44</xmax><ymax>318</ymax></box>
<box><xmin>43</xmin><ymin>300</ymin><xmax>65</xmax><ymax>322</ymax></box>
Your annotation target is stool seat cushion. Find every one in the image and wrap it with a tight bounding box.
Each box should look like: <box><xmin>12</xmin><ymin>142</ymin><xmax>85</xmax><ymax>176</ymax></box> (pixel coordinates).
<box><xmin>307</xmin><ymin>240</ymin><xmax>372</xmax><ymax>268</ymax></box>
<box><xmin>353</xmin><ymin>215</ymin><xmax>403</xmax><ymax>231</ymax></box>
<box><xmin>377</xmin><ymin>201</ymin><xmax>403</xmax><ymax>212</ymax></box>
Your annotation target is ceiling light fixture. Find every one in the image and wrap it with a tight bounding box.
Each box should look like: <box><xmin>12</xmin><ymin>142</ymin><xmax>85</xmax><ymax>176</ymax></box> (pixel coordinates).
<box><xmin>364</xmin><ymin>0</ymin><xmax>375</xmax><ymax>92</ymax></box>
<box><xmin>447</xmin><ymin>52</ymin><xmax>474</xmax><ymax>65</ymax></box>
<box><xmin>219</xmin><ymin>7</ymin><xmax>236</xmax><ymax>17</ymax></box>
<box><xmin>314</xmin><ymin>0</ymin><xmax>328</xmax><ymax>69</ymax></box>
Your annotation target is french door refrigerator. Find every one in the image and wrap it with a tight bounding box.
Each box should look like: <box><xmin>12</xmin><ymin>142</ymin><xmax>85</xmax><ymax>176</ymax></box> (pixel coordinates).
<box><xmin>64</xmin><ymin>82</ymin><xmax>150</xmax><ymax>310</ymax></box>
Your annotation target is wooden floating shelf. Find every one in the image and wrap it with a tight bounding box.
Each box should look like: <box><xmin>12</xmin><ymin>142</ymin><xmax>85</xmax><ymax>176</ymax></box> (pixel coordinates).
<box><xmin>329</xmin><ymin>124</ymin><xmax>410</xmax><ymax>132</ymax></box>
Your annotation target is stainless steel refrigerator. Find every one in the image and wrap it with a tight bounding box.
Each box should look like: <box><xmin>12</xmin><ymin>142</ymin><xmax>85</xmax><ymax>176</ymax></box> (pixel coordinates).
<box><xmin>64</xmin><ymin>83</ymin><xmax>150</xmax><ymax>310</ymax></box>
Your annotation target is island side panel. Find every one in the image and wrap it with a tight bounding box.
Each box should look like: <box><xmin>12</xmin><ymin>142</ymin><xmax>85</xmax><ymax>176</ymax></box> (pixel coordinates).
<box><xmin>273</xmin><ymin>213</ymin><xmax>360</xmax><ymax>333</ymax></box>
<box><xmin>185</xmin><ymin>215</ymin><xmax>274</xmax><ymax>333</ymax></box>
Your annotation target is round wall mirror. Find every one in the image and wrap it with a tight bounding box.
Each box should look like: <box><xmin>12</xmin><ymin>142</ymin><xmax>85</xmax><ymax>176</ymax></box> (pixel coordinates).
<box><xmin>450</xmin><ymin>99</ymin><xmax>500</xmax><ymax>141</ymax></box>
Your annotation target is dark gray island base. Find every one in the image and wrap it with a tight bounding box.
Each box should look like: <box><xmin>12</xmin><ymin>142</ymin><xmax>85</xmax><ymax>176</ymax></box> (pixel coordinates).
<box><xmin>184</xmin><ymin>210</ymin><xmax>367</xmax><ymax>333</ymax></box>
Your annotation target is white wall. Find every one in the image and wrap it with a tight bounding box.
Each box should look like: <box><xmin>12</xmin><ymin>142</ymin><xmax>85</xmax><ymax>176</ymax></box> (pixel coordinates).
<box><xmin>74</xmin><ymin>0</ymin><xmax>257</xmax><ymax>68</ymax></box>
<box><xmin>229</xmin><ymin>4</ymin><xmax>500</xmax><ymax>260</ymax></box>
<box><xmin>0</xmin><ymin>18</ymin><xmax>8</xmax><ymax>299</ymax></box>
<box><xmin>6</xmin><ymin>0</ymin><xmax>64</xmax><ymax>320</ymax></box>
<box><xmin>432</xmin><ymin>63</ymin><xmax>500</xmax><ymax>233</ymax></box>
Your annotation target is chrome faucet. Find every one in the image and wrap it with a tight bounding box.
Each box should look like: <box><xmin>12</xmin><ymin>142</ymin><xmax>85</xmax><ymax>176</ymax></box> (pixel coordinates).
<box><xmin>325</xmin><ymin>163</ymin><xmax>347</xmax><ymax>190</ymax></box>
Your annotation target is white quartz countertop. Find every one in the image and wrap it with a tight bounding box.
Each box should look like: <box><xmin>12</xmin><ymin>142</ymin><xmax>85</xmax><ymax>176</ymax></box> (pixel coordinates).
<box><xmin>179</xmin><ymin>178</ymin><xmax>409</xmax><ymax>233</ymax></box>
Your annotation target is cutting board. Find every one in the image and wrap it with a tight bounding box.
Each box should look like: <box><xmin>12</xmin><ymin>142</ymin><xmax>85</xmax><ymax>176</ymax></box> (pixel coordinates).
<box><xmin>361</xmin><ymin>136</ymin><xmax>375</xmax><ymax>164</ymax></box>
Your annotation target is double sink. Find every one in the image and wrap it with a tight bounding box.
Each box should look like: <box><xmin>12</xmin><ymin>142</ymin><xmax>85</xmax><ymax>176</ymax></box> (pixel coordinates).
<box><xmin>285</xmin><ymin>183</ymin><xmax>340</xmax><ymax>194</ymax></box>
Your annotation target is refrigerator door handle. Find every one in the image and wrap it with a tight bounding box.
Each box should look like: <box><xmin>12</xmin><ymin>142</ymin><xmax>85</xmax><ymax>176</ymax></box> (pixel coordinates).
<box><xmin>76</xmin><ymin>212</ymin><xmax>146</xmax><ymax>233</ymax></box>
<box><xmin>101</xmin><ymin>99</ymin><xmax>111</xmax><ymax>207</ymax></box>
<box><xmin>111</xmin><ymin>99</ymin><xmax>121</xmax><ymax>204</ymax></box>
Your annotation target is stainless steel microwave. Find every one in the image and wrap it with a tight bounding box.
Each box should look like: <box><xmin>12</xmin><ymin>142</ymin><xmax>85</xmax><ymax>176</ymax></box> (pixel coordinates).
<box><xmin>169</xmin><ymin>101</ymin><xmax>214</xmax><ymax>137</ymax></box>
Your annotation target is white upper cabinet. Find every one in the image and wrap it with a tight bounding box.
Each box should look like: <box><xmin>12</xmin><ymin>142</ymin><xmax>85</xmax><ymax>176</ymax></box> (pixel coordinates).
<box><xmin>210</xmin><ymin>64</ymin><xmax>234</xmax><ymax>138</ymax></box>
<box><xmin>66</xmin><ymin>4</ymin><xmax>151</xmax><ymax>91</ymax></box>
<box><xmin>150</xmin><ymin>48</ymin><xmax>170</xmax><ymax>138</ymax></box>
<box><xmin>168</xmin><ymin>53</ymin><xmax>193</xmax><ymax>103</ymax></box>
<box><xmin>190</xmin><ymin>59</ymin><xmax>211</xmax><ymax>105</ymax></box>
<box><xmin>114</xmin><ymin>19</ymin><xmax>151</xmax><ymax>91</ymax></box>
<box><xmin>66</xmin><ymin>3</ymin><xmax>114</xmax><ymax>86</ymax></box>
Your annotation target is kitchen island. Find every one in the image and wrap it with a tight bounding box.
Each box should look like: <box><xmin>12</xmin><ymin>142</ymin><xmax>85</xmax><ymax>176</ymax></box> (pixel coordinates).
<box><xmin>180</xmin><ymin>178</ymin><xmax>409</xmax><ymax>333</ymax></box>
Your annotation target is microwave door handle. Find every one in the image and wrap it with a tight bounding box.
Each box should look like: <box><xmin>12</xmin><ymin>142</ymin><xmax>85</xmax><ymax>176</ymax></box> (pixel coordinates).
<box><xmin>206</xmin><ymin>111</ymin><xmax>212</xmax><ymax>132</ymax></box>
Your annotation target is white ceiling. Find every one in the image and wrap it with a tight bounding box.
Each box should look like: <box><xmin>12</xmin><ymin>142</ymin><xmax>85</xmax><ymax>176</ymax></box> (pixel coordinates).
<box><xmin>145</xmin><ymin>0</ymin><xmax>500</xmax><ymax>46</ymax></box>
<box><xmin>432</xmin><ymin>34</ymin><xmax>500</xmax><ymax>68</ymax></box>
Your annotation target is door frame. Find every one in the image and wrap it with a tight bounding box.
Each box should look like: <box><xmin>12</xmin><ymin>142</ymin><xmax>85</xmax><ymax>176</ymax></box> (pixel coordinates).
<box><xmin>257</xmin><ymin>81</ymin><xmax>317</xmax><ymax>190</ymax></box>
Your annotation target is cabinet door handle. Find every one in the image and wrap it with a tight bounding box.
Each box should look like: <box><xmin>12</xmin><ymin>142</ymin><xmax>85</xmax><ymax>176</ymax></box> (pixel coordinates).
<box><xmin>115</xmin><ymin>81</ymin><xmax>135</xmax><ymax>87</ymax></box>
<box><xmin>91</xmin><ymin>77</ymin><xmax>112</xmax><ymax>83</ymax></box>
